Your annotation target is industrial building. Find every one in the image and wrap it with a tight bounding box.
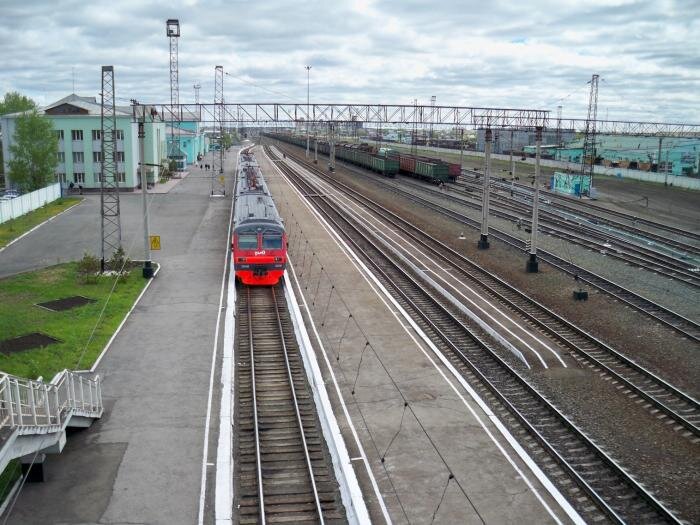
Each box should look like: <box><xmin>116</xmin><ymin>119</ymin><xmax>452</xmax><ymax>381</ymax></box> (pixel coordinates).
<box><xmin>0</xmin><ymin>94</ymin><xmax>166</xmax><ymax>191</ymax></box>
<box><xmin>165</xmin><ymin>111</ymin><xmax>209</xmax><ymax>169</ymax></box>
<box><xmin>476</xmin><ymin>128</ymin><xmax>576</xmax><ymax>155</ymax></box>
<box><xmin>552</xmin><ymin>135</ymin><xmax>700</xmax><ymax>177</ymax></box>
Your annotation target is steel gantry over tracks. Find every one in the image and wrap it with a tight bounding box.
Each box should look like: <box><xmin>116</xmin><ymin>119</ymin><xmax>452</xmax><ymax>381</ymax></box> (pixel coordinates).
<box><xmin>141</xmin><ymin>102</ymin><xmax>700</xmax><ymax>136</ymax></box>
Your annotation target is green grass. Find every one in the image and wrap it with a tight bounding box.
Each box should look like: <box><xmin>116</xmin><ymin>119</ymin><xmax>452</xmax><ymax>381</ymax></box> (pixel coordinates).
<box><xmin>0</xmin><ymin>262</ymin><xmax>149</xmax><ymax>379</ymax></box>
<box><xmin>0</xmin><ymin>197</ymin><xmax>82</xmax><ymax>248</ymax></box>
<box><xmin>0</xmin><ymin>460</ymin><xmax>20</xmax><ymax>503</ymax></box>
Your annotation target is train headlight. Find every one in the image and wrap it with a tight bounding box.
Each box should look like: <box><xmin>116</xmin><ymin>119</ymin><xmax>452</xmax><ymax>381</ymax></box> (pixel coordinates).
<box><xmin>275</xmin><ymin>257</ymin><xmax>283</xmax><ymax>262</ymax></box>
<box><xmin>237</xmin><ymin>257</ymin><xmax>246</xmax><ymax>262</ymax></box>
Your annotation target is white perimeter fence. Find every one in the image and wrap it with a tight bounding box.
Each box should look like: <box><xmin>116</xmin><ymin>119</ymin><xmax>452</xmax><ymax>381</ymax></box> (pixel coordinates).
<box><xmin>0</xmin><ymin>182</ymin><xmax>62</xmax><ymax>224</ymax></box>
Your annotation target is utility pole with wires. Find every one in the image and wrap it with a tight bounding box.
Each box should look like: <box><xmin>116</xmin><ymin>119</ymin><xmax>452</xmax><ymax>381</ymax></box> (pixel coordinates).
<box><xmin>134</xmin><ymin>101</ymin><xmax>154</xmax><ymax>278</ymax></box>
<box><xmin>211</xmin><ymin>65</ymin><xmax>225</xmax><ymax>196</ymax></box>
<box><xmin>305</xmin><ymin>65</ymin><xmax>311</xmax><ymax>158</ymax></box>
<box><xmin>458</xmin><ymin>128</ymin><xmax>465</xmax><ymax>175</ymax></box>
<box><xmin>411</xmin><ymin>99</ymin><xmax>418</xmax><ymax>157</ymax></box>
<box><xmin>428</xmin><ymin>95</ymin><xmax>436</xmax><ymax>148</ymax></box>
<box><xmin>555</xmin><ymin>105</ymin><xmax>563</xmax><ymax>146</ymax></box>
<box><xmin>478</xmin><ymin>128</ymin><xmax>493</xmax><ymax>249</ymax></box>
<box><xmin>100</xmin><ymin>66</ymin><xmax>122</xmax><ymax>272</ymax></box>
<box><xmin>509</xmin><ymin>129</ymin><xmax>516</xmax><ymax>196</ymax></box>
<box><xmin>526</xmin><ymin>126</ymin><xmax>543</xmax><ymax>273</ymax></box>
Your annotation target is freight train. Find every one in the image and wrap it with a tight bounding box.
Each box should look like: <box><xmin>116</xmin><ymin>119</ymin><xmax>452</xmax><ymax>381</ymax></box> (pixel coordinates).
<box><xmin>263</xmin><ymin>133</ymin><xmax>460</xmax><ymax>184</ymax></box>
<box><xmin>232</xmin><ymin>147</ymin><xmax>287</xmax><ymax>286</ymax></box>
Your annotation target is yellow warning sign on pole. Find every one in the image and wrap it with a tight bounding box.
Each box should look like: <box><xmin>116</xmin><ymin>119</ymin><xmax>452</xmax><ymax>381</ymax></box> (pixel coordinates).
<box><xmin>219</xmin><ymin>175</ymin><xmax>225</xmax><ymax>184</ymax></box>
<box><xmin>149</xmin><ymin>235</ymin><xmax>161</xmax><ymax>250</ymax></box>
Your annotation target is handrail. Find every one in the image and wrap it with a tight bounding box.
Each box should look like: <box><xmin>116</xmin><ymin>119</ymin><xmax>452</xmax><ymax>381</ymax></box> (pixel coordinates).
<box><xmin>0</xmin><ymin>370</ymin><xmax>102</xmax><ymax>434</ymax></box>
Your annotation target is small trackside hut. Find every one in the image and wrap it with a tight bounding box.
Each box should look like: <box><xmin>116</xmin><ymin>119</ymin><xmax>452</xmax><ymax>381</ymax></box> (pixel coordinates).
<box><xmin>232</xmin><ymin>148</ymin><xmax>287</xmax><ymax>285</ymax></box>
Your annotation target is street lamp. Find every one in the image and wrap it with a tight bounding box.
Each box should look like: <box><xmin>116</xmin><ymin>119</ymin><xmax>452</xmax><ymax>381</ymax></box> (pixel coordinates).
<box><xmin>305</xmin><ymin>65</ymin><xmax>312</xmax><ymax>157</ymax></box>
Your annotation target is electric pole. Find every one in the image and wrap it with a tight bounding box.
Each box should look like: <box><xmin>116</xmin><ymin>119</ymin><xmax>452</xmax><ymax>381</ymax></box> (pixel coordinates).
<box><xmin>478</xmin><ymin>128</ymin><xmax>492</xmax><ymax>249</ymax></box>
<box><xmin>510</xmin><ymin>129</ymin><xmax>515</xmax><ymax>196</ymax></box>
<box><xmin>305</xmin><ymin>65</ymin><xmax>311</xmax><ymax>158</ymax></box>
<box><xmin>526</xmin><ymin>126</ymin><xmax>543</xmax><ymax>273</ymax></box>
<box><xmin>581</xmin><ymin>74</ymin><xmax>599</xmax><ymax>195</ymax></box>
<box><xmin>211</xmin><ymin>65</ymin><xmax>225</xmax><ymax>196</ymax></box>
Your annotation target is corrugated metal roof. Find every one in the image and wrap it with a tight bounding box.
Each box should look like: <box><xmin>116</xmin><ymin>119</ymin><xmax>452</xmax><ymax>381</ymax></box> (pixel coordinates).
<box><xmin>233</xmin><ymin>157</ymin><xmax>283</xmax><ymax>230</ymax></box>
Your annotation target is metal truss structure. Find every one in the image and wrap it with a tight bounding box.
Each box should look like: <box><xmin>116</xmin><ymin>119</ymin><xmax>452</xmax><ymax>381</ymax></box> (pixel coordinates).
<box><xmin>581</xmin><ymin>74</ymin><xmax>600</xmax><ymax>182</ymax></box>
<box><xmin>147</xmin><ymin>102</ymin><xmax>700</xmax><ymax>137</ymax></box>
<box><xmin>100</xmin><ymin>66</ymin><xmax>122</xmax><ymax>271</ymax></box>
<box><xmin>211</xmin><ymin>66</ymin><xmax>225</xmax><ymax>196</ymax></box>
<box><xmin>166</xmin><ymin>19</ymin><xmax>180</xmax><ymax>159</ymax></box>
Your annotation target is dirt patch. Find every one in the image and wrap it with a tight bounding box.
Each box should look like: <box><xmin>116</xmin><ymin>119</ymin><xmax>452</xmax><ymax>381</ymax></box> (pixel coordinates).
<box><xmin>0</xmin><ymin>333</ymin><xmax>59</xmax><ymax>354</ymax></box>
<box><xmin>36</xmin><ymin>295</ymin><xmax>96</xmax><ymax>312</ymax></box>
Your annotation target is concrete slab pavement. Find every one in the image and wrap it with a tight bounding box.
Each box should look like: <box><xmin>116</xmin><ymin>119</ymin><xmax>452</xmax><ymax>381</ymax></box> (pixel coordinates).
<box><xmin>3</xmin><ymin>147</ymin><xmax>242</xmax><ymax>524</ymax></box>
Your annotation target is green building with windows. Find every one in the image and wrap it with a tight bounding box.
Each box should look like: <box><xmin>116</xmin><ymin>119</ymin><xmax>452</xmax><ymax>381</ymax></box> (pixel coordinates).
<box><xmin>0</xmin><ymin>94</ymin><xmax>167</xmax><ymax>191</ymax></box>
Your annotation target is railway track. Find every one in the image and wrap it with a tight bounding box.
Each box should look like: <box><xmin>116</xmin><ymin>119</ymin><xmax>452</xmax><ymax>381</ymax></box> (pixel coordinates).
<box><xmin>235</xmin><ymin>282</ymin><xmax>346</xmax><ymax>524</ymax></box>
<box><xmin>268</xmin><ymin>146</ymin><xmax>686</xmax><ymax>523</ymax></box>
<box><xmin>458</xmin><ymin>173</ymin><xmax>700</xmax><ymax>250</ymax></box>
<box><xmin>456</xmin><ymin>175</ymin><xmax>700</xmax><ymax>262</ymax></box>
<box><xmin>275</xmin><ymin>142</ymin><xmax>700</xmax><ymax>342</ymax></box>
<box><xmin>272</xmin><ymin>152</ymin><xmax>700</xmax><ymax>437</ymax></box>
<box><xmin>451</xmin><ymin>178</ymin><xmax>700</xmax><ymax>282</ymax></box>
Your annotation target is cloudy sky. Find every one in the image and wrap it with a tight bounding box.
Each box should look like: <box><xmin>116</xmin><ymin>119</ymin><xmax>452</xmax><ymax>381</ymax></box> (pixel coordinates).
<box><xmin>1</xmin><ymin>0</ymin><xmax>698</xmax><ymax>123</ymax></box>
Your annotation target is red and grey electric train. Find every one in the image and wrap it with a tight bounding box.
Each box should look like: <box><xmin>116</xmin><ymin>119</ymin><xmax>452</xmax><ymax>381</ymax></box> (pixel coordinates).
<box><xmin>232</xmin><ymin>148</ymin><xmax>287</xmax><ymax>285</ymax></box>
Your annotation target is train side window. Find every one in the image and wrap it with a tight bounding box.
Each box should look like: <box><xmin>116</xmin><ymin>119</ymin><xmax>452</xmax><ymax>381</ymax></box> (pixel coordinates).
<box><xmin>238</xmin><ymin>234</ymin><xmax>258</xmax><ymax>250</ymax></box>
<box><xmin>262</xmin><ymin>234</ymin><xmax>283</xmax><ymax>249</ymax></box>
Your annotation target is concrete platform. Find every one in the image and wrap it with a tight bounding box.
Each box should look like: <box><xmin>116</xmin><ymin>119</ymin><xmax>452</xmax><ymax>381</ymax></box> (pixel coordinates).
<box><xmin>1</xmin><ymin>149</ymin><xmax>240</xmax><ymax>524</ymax></box>
<box><xmin>257</xmin><ymin>146</ymin><xmax>578</xmax><ymax>524</ymax></box>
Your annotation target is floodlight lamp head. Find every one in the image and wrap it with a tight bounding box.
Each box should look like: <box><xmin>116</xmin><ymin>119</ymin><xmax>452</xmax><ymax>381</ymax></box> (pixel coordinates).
<box><xmin>166</xmin><ymin>19</ymin><xmax>180</xmax><ymax>37</ymax></box>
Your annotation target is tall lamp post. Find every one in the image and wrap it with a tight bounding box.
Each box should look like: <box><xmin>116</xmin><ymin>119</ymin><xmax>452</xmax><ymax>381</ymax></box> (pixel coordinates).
<box><xmin>305</xmin><ymin>65</ymin><xmax>312</xmax><ymax>158</ymax></box>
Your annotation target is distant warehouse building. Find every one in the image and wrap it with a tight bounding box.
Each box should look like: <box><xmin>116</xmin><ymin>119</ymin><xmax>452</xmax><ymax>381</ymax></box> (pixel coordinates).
<box><xmin>0</xmin><ymin>94</ymin><xmax>166</xmax><ymax>191</ymax></box>
<box><xmin>554</xmin><ymin>135</ymin><xmax>700</xmax><ymax>177</ymax></box>
<box><xmin>476</xmin><ymin>128</ymin><xmax>575</xmax><ymax>154</ymax></box>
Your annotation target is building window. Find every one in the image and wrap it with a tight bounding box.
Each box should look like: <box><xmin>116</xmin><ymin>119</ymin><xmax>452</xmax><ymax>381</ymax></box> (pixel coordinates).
<box><xmin>93</xmin><ymin>151</ymin><xmax>102</xmax><ymax>162</ymax></box>
<box><xmin>55</xmin><ymin>130</ymin><xmax>64</xmax><ymax>140</ymax></box>
<box><xmin>74</xmin><ymin>172</ymin><xmax>85</xmax><ymax>183</ymax></box>
<box><xmin>117</xmin><ymin>172</ymin><xmax>126</xmax><ymax>183</ymax></box>
<box><xmin>71</xmin><ymin>130</ymin><xmax>83</xmax><ymax>141</ymax></box>
<box><xmin>73</xmin><ymin>152</ymin><xmax>84</xmax><ymax>163</ymax></box>
<box><xmin>115</xmin><ymin>130</ymin><xmax>124</xmax><ymax>140</ymax></box>
<box><xmin>57</xmin><ymin>152</ymin><xmax>65</xmax><ymax>163</ymax></box>
<box><xmin>95</xmin><ymin>172</ymin><xmax>103</xmax><ymax>183</ymax></box>
<box><xmin>92</xmin><ymin>130</ymin><xmax>101</xmax><ymax>141</ymax></box>
<box><xmin>115</xmin><ymin>151</ymin><xmax>125</xmax><ymax>162</ymax></box>
<box><xmin>56</xmin><ymin>173</ymin><xmax>67</xmax><ymax>183</ymax></box>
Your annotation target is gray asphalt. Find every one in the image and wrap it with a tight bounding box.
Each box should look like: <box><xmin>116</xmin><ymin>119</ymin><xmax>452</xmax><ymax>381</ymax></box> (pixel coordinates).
<box><xmin>2</xmin><ymin>148</ymin><xmax>240</xmax><ymax>524</ymax></box>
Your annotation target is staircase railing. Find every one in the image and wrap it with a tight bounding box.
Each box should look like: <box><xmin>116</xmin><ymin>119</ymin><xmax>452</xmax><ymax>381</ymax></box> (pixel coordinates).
<box><xmin>0</xmin><ymin>371</ymin><xmax>102</xmax><ymax>434</ymax></box>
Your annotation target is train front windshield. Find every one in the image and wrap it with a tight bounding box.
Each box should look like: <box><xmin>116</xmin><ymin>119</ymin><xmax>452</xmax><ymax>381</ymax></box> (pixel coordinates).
<box><xmin>238</xmin><ymin>233</ymin><xmax>258</xmax><ymax>250</ymax></box>
<box><xmin>262</xmin><ymin>232</ymin><xmax>283</xmax><ymax>249</ymax></box>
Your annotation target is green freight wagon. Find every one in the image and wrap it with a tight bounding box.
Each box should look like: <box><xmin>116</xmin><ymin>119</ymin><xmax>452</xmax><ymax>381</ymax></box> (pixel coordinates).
<box><xmin>370</xmin><ymin>155</ymin><xmax>398</xmax><ymax>177</ymax></box>
<box><xmin>415</xmin><ymin>160</ymin><xmax>450</xmax><ymax>183</ymax></box>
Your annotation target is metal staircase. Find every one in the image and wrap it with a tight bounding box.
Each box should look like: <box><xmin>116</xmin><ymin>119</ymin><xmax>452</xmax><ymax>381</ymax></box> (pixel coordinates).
<box><xmin>0</xmin><ymin>370</ymin><xmax>103</xmax><ymax>474</ymax></box>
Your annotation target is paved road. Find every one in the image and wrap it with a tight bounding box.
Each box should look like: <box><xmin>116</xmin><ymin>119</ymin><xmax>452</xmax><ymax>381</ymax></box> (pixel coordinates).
<box><xmin>3</xmin><ymin>149</ymin><xmax>240</xmax><ymax>524</ymax></box>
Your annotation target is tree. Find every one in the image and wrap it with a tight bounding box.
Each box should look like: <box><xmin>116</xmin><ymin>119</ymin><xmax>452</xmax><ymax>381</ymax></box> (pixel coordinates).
<box><xmin>0</xmin><ymin>92</ymin><xmax>36</xmax><ymax>116</ymax></box>
<box><xmin>8</xmin><ymin>110</ymin><xmax>58</xmax><ymax>192</ymax></box>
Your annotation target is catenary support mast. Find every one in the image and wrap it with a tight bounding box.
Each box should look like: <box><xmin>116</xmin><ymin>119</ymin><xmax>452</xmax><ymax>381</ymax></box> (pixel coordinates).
<box><xmin>100</xmin><ymin>65</ymin><xmax>122</xmax><ymax>272</ymax></box>
<box><xmin>211</xmin><ymin>65</ymin><xmax>226</xmax><ymax>196</ymax></box>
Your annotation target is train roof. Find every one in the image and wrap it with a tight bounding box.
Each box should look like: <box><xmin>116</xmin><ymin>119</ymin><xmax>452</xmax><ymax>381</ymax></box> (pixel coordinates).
<box><xmin>233</xmin><ymin>153</ymin><xmax>283</xmax><ymax>231</ymax></box>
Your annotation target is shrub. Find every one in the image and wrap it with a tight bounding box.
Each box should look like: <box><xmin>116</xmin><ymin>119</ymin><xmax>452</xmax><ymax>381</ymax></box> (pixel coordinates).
<box><xmin>77</xmin><ymin>252</ymin><xmax>100</xmax><ymax>284</ymax></box>
<box><xmin>107</xmin><ymin>246</ymin><xmax>131</xmax><ymax>281</ymax></box>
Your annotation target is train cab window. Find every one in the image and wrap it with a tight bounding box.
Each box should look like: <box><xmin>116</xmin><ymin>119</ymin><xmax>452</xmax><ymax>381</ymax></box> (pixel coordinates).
<box><xmin>238</xmin><ymin>233</ymin><xmax>258</xmax><ymax>250</ymax></box>
<box><xmin>262</xmin><ymin>233</ymin><xmax>283</xmax><ymax>249</ymax></box>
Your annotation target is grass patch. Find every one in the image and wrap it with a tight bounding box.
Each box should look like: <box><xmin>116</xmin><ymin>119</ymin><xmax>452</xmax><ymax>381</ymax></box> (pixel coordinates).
<box><xmin>0</xmin><ymin>262</ymin><xmax>149</xmax><ymax>379</ymax></box>
<box><xmin>0</xmin><ymin>197</ymin><xmax>82</xmax><ymax>248</ymax></box>
<box><xmin>0</xmin><ymin>460</ymin><xmax>21</xmax><ymax>503</ymax></box>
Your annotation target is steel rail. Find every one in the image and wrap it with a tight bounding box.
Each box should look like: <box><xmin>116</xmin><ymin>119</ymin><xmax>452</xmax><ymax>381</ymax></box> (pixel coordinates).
<box><xmin>278</xmin><ymin>141</ymin><xmax>700</xmax><ymax>341</ymax></box>
<box><xmin>247</xmin><ymin>286</ymin><xmax>266</xmax><ymax>525</ymax></box>
<box><xmin>270</xmin><ymin>285</ymin><xmax>325</xmax><ymax>524</ymax></box>
<box><xmin>456</xmin><ymin>175</ymin><xmax>700</xmax><ymax>258</ymax></box>
<box><xmin>394</xmin><ymin>175</ymin><xmax>700</xmax><ymax>287</ymax></box>
<box><xmin>269</xmin><ymin>147</ymin><xmax>683</xmax><ymax>523</ymax></box>
<box><xmin>461</xmin><ymin>172</ymin><xmax>700</xmax><ymax>243</ymax></box>
<box><xmin>280</xmin><ymin>157</ymin><xmax>700</xmax><ymax>436</ymax></box>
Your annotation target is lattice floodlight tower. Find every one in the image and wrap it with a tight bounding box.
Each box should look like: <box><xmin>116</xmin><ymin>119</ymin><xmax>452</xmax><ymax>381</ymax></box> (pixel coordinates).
<box><xmin>100</xmin><ymin>65</ymin><xmax>122</xmax><ymax>272</ymax></box>
<box><xmin>581</xmin><ymin>74</ymin><xmax>600</xmax><ymax>192</ymax></box>
<box><xmin>211</xmin><ymin>65</ymin><xmax>226</xmax><ymax>196</ymax></box>
<box><xmin>166</xmin><ymin>19</ymin><xmax>181</xmax><ymax>164</ymax></box>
